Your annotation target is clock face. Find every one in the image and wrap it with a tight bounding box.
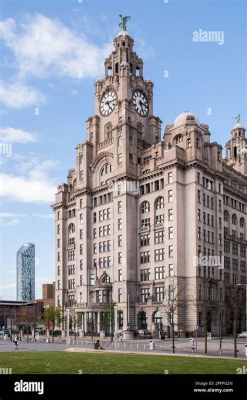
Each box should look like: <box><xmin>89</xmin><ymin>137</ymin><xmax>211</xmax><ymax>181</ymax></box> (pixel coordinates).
<box><xmin>99</xmin><ymin>90</ymin><xmax>117</xmax><ymax>117</ymax></box>
<box><xmin>132</xmin><ymin>90</ymin><xmax>149</xmax><ymax>117</ymax></box>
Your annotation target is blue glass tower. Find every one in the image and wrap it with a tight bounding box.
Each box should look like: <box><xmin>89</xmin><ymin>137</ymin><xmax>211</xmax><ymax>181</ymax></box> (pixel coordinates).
<box><xmin>16</xmin><ymin>243</ymin><xmax>35</xmax><ymax>301</ymax></box>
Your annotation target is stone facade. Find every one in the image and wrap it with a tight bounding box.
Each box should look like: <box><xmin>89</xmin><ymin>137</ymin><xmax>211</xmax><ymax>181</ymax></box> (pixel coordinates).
<box><xmin>52</xmin><ymin>29</ymin><xmax>247</xmax><ymax>338</ymax></box>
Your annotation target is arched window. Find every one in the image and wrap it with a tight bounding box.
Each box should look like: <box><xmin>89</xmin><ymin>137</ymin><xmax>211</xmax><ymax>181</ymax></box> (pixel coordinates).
<box><xmin>105</xmin><ymin>123</ymin><xmax>113</xmax><ymax>140</ymax></box>
<box><xmin>68</xmin><ymin>223</ymin><xmax>75</xmax><ymax>234</ymax></box>
<box><xmin>232</xmin><ymin>214</ymin><xmax>237</xmax><ymax>225</ymax></box>
<box><xmin>141</xmin><ymin>201</ymin><xmax>150</xmax><ymax>214</ymax></box>
<box><xmin>155</xmin><ymin>196</ymin><xmax>164</xmax><ymax>210</ymax></box>
<box><xmin>138</xmin><ymin>311</ymin><xmax>147</xmax><ymax>330</ymax></box>
<box><xmin>240</xmin><ymin>217</ymin><xmax>245</xmax><ymax>229</ymax></box>
<box><xmin>100</xmin><ymin>163</ymin><xmax>112</xmax><ymax>176</ymax></box>
<box><xmin>175</xmin><ymin>134</ymin><xmax>183</xmax><ymax>144</ymax></box>
<box><xmin>224</xmin><ymin>210</ymin><xmax>229</xmax><ymax>222</ymax></box>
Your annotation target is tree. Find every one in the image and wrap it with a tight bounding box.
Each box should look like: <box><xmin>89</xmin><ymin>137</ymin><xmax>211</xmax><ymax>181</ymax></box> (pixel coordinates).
<box><xmin>225</xmin><ymin>284</ymin><xmax>245</xmax><ymax>358</ymax></box>
<box><xmin>102</xmin><ymin>301</ymin><xmax>116</xmax><ymax>339</ymax></box>
<box><xmin>43</xmin><ymin>307</ymin><xmax>62</xmax><ymax>343</ymax></box>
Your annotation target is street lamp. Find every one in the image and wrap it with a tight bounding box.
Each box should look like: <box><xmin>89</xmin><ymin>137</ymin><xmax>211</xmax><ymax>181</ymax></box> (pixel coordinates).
<box><xmin>66</xmin><ymin>308</ymin><xmax>70</xmax><ymax>345</ymax></box>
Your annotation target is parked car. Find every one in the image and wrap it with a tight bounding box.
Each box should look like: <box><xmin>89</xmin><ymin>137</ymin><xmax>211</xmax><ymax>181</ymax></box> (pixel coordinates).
<box><xmin>237</xmin><ymin>331</ymin><xmax>247</xmax><ymax>338</ymax></box>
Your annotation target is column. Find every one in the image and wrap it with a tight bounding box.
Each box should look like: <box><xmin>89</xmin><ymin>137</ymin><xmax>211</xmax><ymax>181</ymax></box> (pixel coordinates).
<box><xmin>114</xmin><ymin>307</ymin><xmax>118</xmax><ymax>338</ymax></box>
<box><xmin>97</xmin><ymin>312</ymin><xmax>101</xmax><ymax>334</ymax></box>
<box><xmin>84</xmin><ymin>312</ymin><xmax>88</xmax><ymax>334</ymax></box>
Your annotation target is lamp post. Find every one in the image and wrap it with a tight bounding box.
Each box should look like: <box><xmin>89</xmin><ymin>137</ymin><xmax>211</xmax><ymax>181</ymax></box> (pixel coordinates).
<box><xmin>66</xmin><ymin>308</ymin><xmax>70</xmax><ymax>345</ymax></box>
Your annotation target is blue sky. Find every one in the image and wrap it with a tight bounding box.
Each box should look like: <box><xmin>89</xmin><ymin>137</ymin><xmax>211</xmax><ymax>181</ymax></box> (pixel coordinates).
<box><xmin>0</xmin><ymin>0</ymin><xmax>246</xmax><ymax>300</ymax></box>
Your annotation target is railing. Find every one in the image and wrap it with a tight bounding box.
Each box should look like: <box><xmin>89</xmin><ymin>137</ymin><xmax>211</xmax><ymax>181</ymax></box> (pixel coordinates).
<box><xmin>97</xmin><ymin>137</ymin><xmax>113</xmax><ymax>150</ymax></box>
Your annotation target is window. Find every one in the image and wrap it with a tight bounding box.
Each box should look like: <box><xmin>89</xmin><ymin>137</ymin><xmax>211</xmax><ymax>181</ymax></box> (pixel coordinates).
<box><xmin>68</xmin><ymin>279</ymin><xmax>75</xmax><ymax>290</ymax></box>
<box><xmin>118</xmin><ymin>218</ymin><xmax>122</xmax><ymax>230</ymax></box>
<box><xmin>168</xmin><ymin>190</ymin><xmax>173</xmax><ymax>203</ymax></box>
<box><xmin>118</xmin><ymin>235</ymin><xmax>122</xmax><ymax>247</ymax></box>
<box><xmin>140</xmin><ymin>251</ymin><xmax>150</xmax><ymax>263</ymax></box>
<box><xmin>129</xmin><ymin>135</ymin><xmax>133</xmax><ymax>144</ymax></box>
<box><xmin>93</xmin><ymin>228</ymin><xmax>96</xmax><ymax>239</ymax></box>
<box><xmin>118</xmin><ymin>252</ymin><xmax>122</xmax><ymax>264</ymax></box>
<box><xmin>155</xmin><ymin>197</ymin><xmax>164</xmax><ymax>210</ymax></box>
<box><xmin>79</xmin><ymin>214</ymin><xmax>83</xmax><ymax>225</ymax></box>
<box><xmin>232</xmin><ymin>214</ymin><xmax>237</xmax><ymax>225</ymax></box>
<box><xmin>168</xmin><ymin>285</ymin><xmax>174</xmax><ymax>301</ymax></box>
<box><xmin>155</xmin><ymin>214</ymin><xmax>164</xmax><ymax>225</ymax></box>
<box><xmin>140</xmin><ymin>234</ymin><xmax>150</xmax><ymax>246</ymax></box>
<box><xmin>89</xmin><ymin>274</ymin><xmax>95</xmax><ymax>286</ymax></box>
<box><xmin>169</xmin><ymin>264</ymin><xmax>174</xmax><ymax>277</ymax></box>
<box><xmin>155</xmin><ymin>266</ymin><xmax>165</xmax><ymax>280</ymax></box>
<box><xmin>93</xmin><ymin>212</ymin><xmax>97</xmax><ymax>223</ymax></box>
<box><xmin>93</xmin><ymin>243</ymin><xmax>97</xmax><ymax>254</ymax></box>
<box><xmin>155</xmin><ymin>287</ymin><xmax>164</xmax><ymax>302</ymax></box>
<box><xmin>140</xmin><ymin>288</ymin><xmax>150</xmax><ymax>303</ymax></box>
<box><xmin>154</xmin><ymin>248</ymin><xmax>165</xmax><ymax>261</ymax></box>
<box><xmin>198</xmin><ymin>227</ymin><xmax>201</xmax><ymax>240</ymax></box>
<box><xmin>140</xmin><ymin>269</ymin><xmax>150</xmax><ymax>281</ymax></box>
<box><xmin>80</xmin><ymin>244</ymin><xmax>83</xmax><ymax>255</ymax></box>
<box><xmin>68</xmin><ymin>250</ymin><xmax>75</xmax><ymax>261</ymax></box>
<box><xmin>168</xmin><ymin>209</ymin><xmax>173</xmax><ymax>221</ymax></box>
<box><xmin>80</xmin><ymin>275</ymin><xmax>83</xmax><ymax>286</ymax></box>
<box><xmin>197</xmin><ymin>190</ymin><xmax>201</xmax><ymax>203</ymax></box>
<box><xmin>101</xmin><ymin>163</ymin><xmax>112</xmax><ymax>176</ymax></box>
<box><xmin>118</xmin><ymin>153</ymin><xmax>123</xmax><ymax>163</ymax></box>
<box><xmin>168</xmin><ymin>245</ymin><xmax>173</xmax><ymax>258</ymax></box>
<box><xmin>168</xmin><ymin>172</ymin><xmax>173</xmax><ymax>184</ymax></box>
<box><xmin>80</xmin><ymin>259</ymin><xmax>83</xmax><ymax>270</ymax></box>
<box><xmin>141</xmin><ymin>218</ymin><xmax>150</xmax><ymax>228</ymax></box>
<box><xmin>118</xmin><ymin>269</ymin><xmax>123</xmax><ymax>281</ymax></box>
<box><xmin>118</xmin><ymin>288</ymin><xmax>123</xmax><ymax>302</ymax></box>
<box><xmin>118</xmin><ymin>201</ymin><xmax>122</xmax><ymax>213</ymax></box>
<box><xmin>141</xmin><ymin>201</ymin><xmax>150</xmax><ymax>213</ymax></box>
<box><xmin>154</xmin><ymin>230</ymin><xmax>164</xmax><ymax>244</ymax></box>
<box><xmin>168</xmin><ymin>227</ymin><xmax>173</xmax><ymax>239</ymax></box>
<box><xmin>68</xmin><ymin>223</ymin><xmax>75</xmax><ymax>234</ymax></box>
<box><xmin>57</xmin><ymin>239</ymin><xmax>60</xmax><ymax>248</ymax></box>
<box><xmin>129</xmin><ymin>153</ymin><xmax>133</xmax><ymax>163</ymax></box>
<box><xmin>57</xmin><ymin>224</ymin><xmax>60</xmax><ymax>234</ymax></box>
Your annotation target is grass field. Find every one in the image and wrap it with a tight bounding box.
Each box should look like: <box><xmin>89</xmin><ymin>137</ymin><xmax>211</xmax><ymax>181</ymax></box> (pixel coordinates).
<box><xmin>0</xmin><ymin>352</ymin><xmax>246</xmax><ymax>374</ymax></box>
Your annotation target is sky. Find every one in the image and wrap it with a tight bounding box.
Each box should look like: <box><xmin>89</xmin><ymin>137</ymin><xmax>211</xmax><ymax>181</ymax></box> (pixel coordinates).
<box><xmin>0</xmin><ymin>0</ymin><xmax>246</xmax><ymax>300</ymax></box>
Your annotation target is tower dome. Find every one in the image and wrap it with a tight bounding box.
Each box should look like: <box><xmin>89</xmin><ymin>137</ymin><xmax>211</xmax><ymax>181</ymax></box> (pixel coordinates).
<box><xmin>174</xmin><ymin>112</ymin><xmax>200</xmax><ymax>127</ymax></box>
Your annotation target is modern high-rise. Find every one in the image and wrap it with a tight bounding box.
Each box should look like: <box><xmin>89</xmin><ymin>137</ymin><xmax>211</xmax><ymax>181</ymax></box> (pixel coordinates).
<box><xmin>53</xmin><ymin>24</ymin><xmax>247</xmax><ymax>337</ymax></box>
<box><xmin>16</xmin><ymin>243</ymin><xmax>35</xmax><ymax>301</ymax></box>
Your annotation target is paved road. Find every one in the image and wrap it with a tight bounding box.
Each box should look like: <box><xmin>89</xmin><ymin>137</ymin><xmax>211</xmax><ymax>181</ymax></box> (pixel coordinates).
<box><xmin>0</xmin><ymin>336</ymin><xmax>246</xmax><ymax>358</ymax></box>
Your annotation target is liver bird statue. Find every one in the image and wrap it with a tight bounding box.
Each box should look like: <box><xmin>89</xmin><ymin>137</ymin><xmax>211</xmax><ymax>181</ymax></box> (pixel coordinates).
<box><xmin>119</xmin><ymin>15</ymin><xmax>131</xmax><ymax>31</ymax></box>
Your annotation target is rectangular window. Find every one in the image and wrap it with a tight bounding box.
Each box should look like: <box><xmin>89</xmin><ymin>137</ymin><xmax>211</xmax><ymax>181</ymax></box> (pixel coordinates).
<box><xmin>168</xmin><ymin>245</ymin><xmax>173</xmax><ymax>258</ymax></box>
<box><xmin>129</xmin><ymin>153</ymin><xmax>133</xmax><ymax>163</ymax></box>
<box><xmin>93</xmin><ymin>228</ymin><xmax>96</xmax><ymax>239</ymax></box>
<box><xmin>118</xmin><ymin>235</ymin><xmax>122</xmax><ymax>247</ymax></box>
<box><xmin>155</xmin><ymin>214</ymin><xmax>164</xmax><ymax>225</ymax></box>
<box><xmin>140</xmin><ymin>288</ymin><xmax>150</xmax><ymax>303</ymax></box>
<box><xmin>140</xmin><ymin>251</ymin><xmax>150</xmax><ymax>264</ymax></box>
<box><xmin>154</xmin><ymin>248</ymin><xmax>165</xmax><ymax>261</ymax></box>
<box><xmin>80</xmin><ymin>244</ymin><xmax>83</xmax><ymax>255</ymax></box>
<box><xmin>168</xmin><ymin>227</ymin><xmax>173</xmax><ymax>239</ymax></box>
<box><xmin>155</xmin><ymin>287</ymin><xmax>164</xmax><ymax>302</ymax></box>
<box><xmin>169</xmin><ymin>264</ymin><xmax>174</xmax><ymax>277</ymax></box>
<box><xmin>118</xmin><ymin>201</ymin><xmax>122</xmax><ymax>213</ymax></box>
<box><xmin>155</xmin><ymin>266</ymin><xmax>165</xmax><ymax>280</ymax></box>
<box><xmin>57</xmin><ymin>239</ymin><xmax>60</xmax><ymax>248</ymax></box>
<box><xmin>118</xmin><ymin>252</ymin><xmax>122</xmax><ymax>264</ymax></box>
<box><xmin>168</xmin><ymin>172</ymin><xmax>173</xmax><ymax>184</ymax></box>
<box><xmin>90</xmin><ymin>274</ymin><xmax>95</xmax><ymax>285</ymax></box>
<box><xmin>118</xmin><ymin>153</ymin><xmax>123</xmax><ymax>163</ymax></box>
<box><xmin>140</xmin><ymin>268</ymin><xmax>150</xmax><ymax>281</ymax></box>
<box><xmin>118</xmin><ymin>269</ymin><xmax>123</xmax><ymax>282</ymax></box>
<box><xmin>154</xmin><ymin>230</ymin><xmax>164</xmax><ymax>244</ymax></box>
<box><xmin>80</xmin><ymin>275</ymin><xmax>83</xmax><ymax>286</ymax></box>
<box><xmin>93</xmin><ymin>212</ymin><xmax>97</xmax><ymax>223</ymax></box>
<box><xmin>140</xmin><ymin>234</ymin><xmax>150</xmax><ymax>246</ymax></box>
<box><xmin>118</xmin><ymin>288</ymin><xmax>123</xmax><ymax>302</ymax></box>
<box><xmin>197</xmin><ymin>190</ymin><xmax>201</xmax><ymax>203</ymax></box>
<box><xmin>141</xmin><ymin>218</ymin><xmax>150</xmax><ymax>228</ymax></box>
<box><xmin>168</xmin><ymin>189</ymin><xmax>173</xmax><ymax>203</ymax></box>
<box><xmin>80</xmin><ymin>259</ymin><xmax>83</xmax><ymax>270</ymax></box>
<box><xmin>57</xmin><ymin>224</ymin><xmax>60</xmax><ymax>234</ymax></box>
<box><xmin>118</xmin><ymin>218</ymin><xmax>122</xmax><ymax>230</ymax></box>
<box><xmin>168</xmin><ymin>209</ymin><xmax>173</xmax><ymax>222</ymax></box>
<box><xmin>93</xmin><ymin>243</ymin><xmax>97</xmax><ymax>254</ymax></box>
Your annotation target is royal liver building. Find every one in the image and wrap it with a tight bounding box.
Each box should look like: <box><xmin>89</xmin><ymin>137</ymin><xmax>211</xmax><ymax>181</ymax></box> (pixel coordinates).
<box><xmin>53</xmin><ymin>22</ymin><xmax>247</xmax><ymax>338</ymax></box>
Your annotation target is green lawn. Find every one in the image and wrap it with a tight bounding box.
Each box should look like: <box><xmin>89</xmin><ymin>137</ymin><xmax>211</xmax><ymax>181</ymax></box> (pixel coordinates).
<box><xmin>0</xmin><ymin>352</ymin><xmax>246</xmax><ymax>374</ymax></box>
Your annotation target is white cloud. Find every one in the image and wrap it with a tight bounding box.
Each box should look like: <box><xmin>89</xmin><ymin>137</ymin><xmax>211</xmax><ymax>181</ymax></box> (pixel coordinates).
<box><xmin>0</xmin><ymin>282</ymin><xmax>16</xmax><ymax>290</ymax></box>
<box><xmin>32</xmin><ymin>213</ymin><xmax>54</xmax><ymax>219</ymax></box>
<box><xmin>0</xmin><ymin>173</ymin><xmax>56</xmax><ymax>203</ymax></box>
<box><xmin>0</xmin><ymin>80</ymin><xmax>45</xmax><ymax>109</ymax></box>
<box><xmin>4</xmin><ymin>218</ymin><xmax>20</xmax><ymax>226</ymax></box>
<box><xmin>0</xmin><ymin>127</ymin><xmax>37</xmax><ymax>143</ymax></box>
<box><xmin>0</xmin><ymin>212</ymin><xmax>26</xmax><ymax>218</ymax></box>
<box><xmin>0</xmin><ymin>14</ymin><xmax>111</xmax><ymax>79</ymax></box>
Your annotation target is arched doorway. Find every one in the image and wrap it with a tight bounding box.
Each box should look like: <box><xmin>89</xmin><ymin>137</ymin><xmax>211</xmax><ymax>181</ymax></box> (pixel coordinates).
<box><xmin>153</xmin><ymin>310</ymin><xmax>163</xmax><ymax>331</ymax></box>
<box><xmin>137</xmin><ymin>311</ymin><xmax>147</xmax><ymax>330</ymax></box>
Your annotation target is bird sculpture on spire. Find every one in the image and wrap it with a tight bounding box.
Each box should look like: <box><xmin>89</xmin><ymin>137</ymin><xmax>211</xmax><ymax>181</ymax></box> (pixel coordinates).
<box><xmin>232</xmin><ymin>113</ymin><xmax>241</xmax><ymax>123</ymax></box>
<box><xmin>119</xmin><ymin>15</ymin><xmax>131</xmax><ymax>31</ymax></box>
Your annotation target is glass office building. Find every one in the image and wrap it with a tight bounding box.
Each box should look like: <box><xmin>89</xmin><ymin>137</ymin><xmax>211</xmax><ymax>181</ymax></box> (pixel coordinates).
<box><xmin>16</xmin><ymin>243</ymin><xmax>35</xmax><ymax>301</ymax></box>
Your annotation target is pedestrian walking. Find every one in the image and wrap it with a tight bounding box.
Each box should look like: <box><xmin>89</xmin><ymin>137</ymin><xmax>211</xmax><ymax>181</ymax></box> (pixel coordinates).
<box><xmin>13</xmin><ymin>335</ymin><xmax>19</xmax><ymax>350</ymax></box>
